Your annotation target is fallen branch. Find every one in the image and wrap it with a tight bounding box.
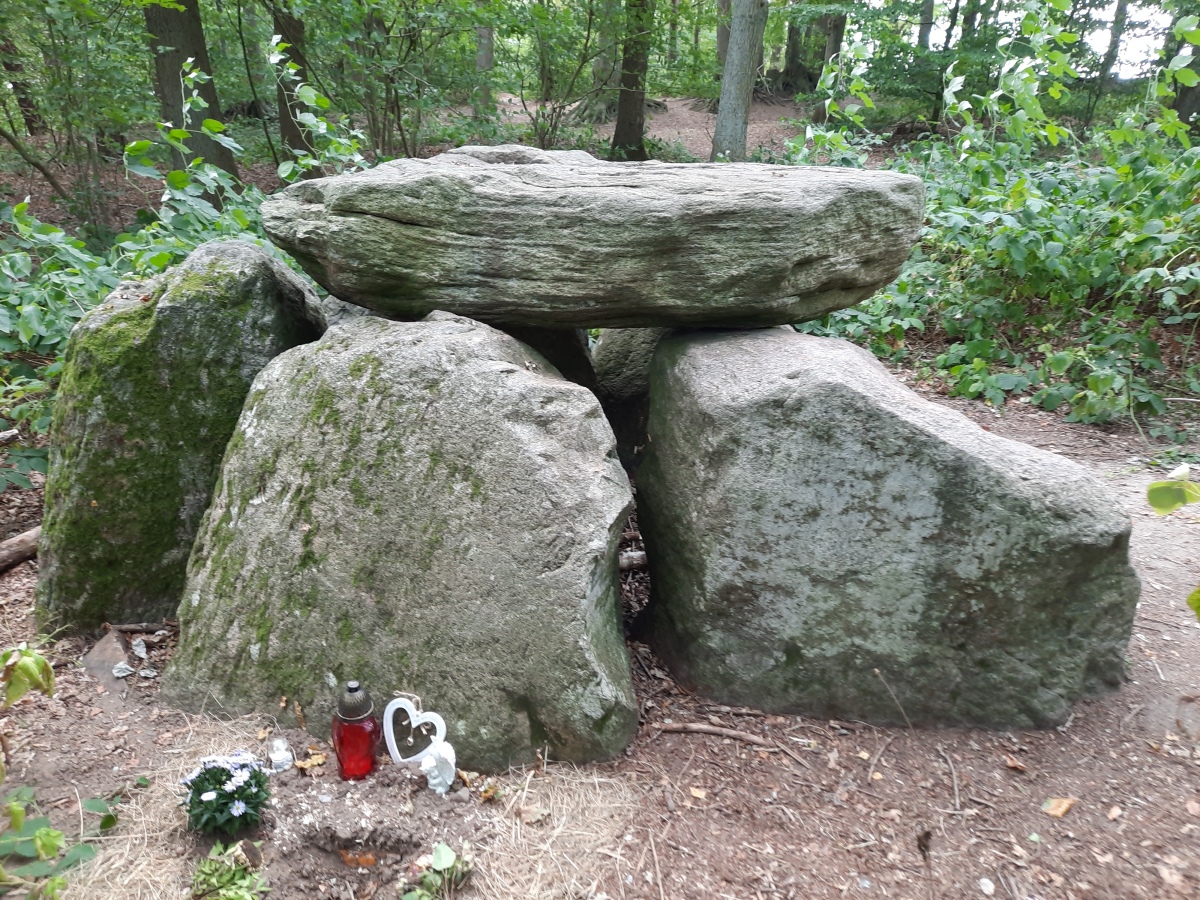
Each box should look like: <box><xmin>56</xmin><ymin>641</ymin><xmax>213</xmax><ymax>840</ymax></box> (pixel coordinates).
<box><xmin>0</xmin><ymin>430</ymin><xmax>18</xmax><ymax>446</ymax></box>
<box><xmin>0</xmin><ymin>526</ymin><xmax>40</xmax><ymax>573</ymax></box>
<box><xmin>868</xmin><ymin>734</ymin><xmax>897</xmax><ymax>782</ymax></box>
<box><xmin>656</xmin><ymin>721</ymin><xmax>775</xmax><ymax>748</ymax></box>
<box><xmin>107</xmin><ymin>622</ymin><xmax>177</xmax><ymax>634</ymax></box>
<box><xmin>0</xmin><ymin>123</ymin><xmax>70</xmax><ymax>202</ymax></box>
<box><xmin>937</xmin><ymin>745</ymin><xmax>961</xmax><ymax>811</ymax></box>
<box><xmin>619</xmin><ymin>550</ymin><xmax>647</xmax><ymax>571</ymax></box>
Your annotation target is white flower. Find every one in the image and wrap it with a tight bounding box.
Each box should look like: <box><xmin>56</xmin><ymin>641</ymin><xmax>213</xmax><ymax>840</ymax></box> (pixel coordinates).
<box><xmin>223</xmin><ymin>780</ymin><xmax>237</xmax><ymax>792</ymax></box>
<box><xmin>200</xmin><ymin>791</ymin><xmax>217</xmax><ymax>802</ymax></box>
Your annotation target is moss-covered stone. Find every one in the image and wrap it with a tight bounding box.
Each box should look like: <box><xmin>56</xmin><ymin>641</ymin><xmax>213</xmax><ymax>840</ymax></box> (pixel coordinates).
<box><xmin>161</xmin><ymin>312</ymin><xmax>637</xmax><ymax>772</ymax></box>
<box><xmin>638</xmin><ymin>329</ymin><xmax>1141</xmax><ymax>728</ymax></box>
<box><xmin>37</xmin><ymin>241</ymin><xmax>325</xmax><ymax>630</ymax></box>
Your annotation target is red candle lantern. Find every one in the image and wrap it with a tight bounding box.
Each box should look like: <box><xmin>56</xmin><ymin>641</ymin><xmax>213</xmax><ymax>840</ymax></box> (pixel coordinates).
<box><xmin>331</xmin><ymin>681</ymin><xmax>380</xmax><ymax>781</ymax></box>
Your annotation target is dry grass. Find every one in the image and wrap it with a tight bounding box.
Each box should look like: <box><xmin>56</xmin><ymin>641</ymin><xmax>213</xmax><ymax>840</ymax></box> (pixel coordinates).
<box><xmin>65</xmin><ymin>714</ymin><xmax>263</xmax><ymax>900</ymax></box>
<box><xmin>470</xmin><ymin>764</ymin><xmax>640</xmax><ymax>900</ymax></box>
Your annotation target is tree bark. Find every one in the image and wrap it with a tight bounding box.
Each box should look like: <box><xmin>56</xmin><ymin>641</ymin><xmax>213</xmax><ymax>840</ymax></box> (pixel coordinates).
<box><xmin>918</xmin><ymin>0</ymin><xmax>935</xmax><ymax>50</ymax></box>
<box><xmin>475</xmin><ymin>11</ymin><xmax>494</xmax><ymax>115</ymax></box>
<box><xmin>271</xmin><ymin>3</ymin><xmax>314</xmax><ymax>159</ymax></box>
<box><xmin>710</xmin><ymin>0</ymin><xmax>768</xmax><ymax>161</ymax></box>
<box><xmin>611</xmin><ymin>0</ymin><xmax>654</xmax><ymax>160</ymax></box>
<box><xmin>0</xmin><ymin>38</ymin><xmax>44</xmax><ymax>136</ymax></box>
<box><xmin>0</xmin><ymin>527</ymin><xmax>39</xmax><ymax>574</ymax></box>
<box><xmin>144</xmin><ymin>0</ymin><xmax>238</xmax><ymax>176</ymax></box>
<box><xmin>962</xmin><ymin>0</ymin><xmax>980</xmax><ymax>40</ymax></box>
<box><xmin>822</xmin><ymin>12</ymin><xmax>846</xmax><ymax>64</ymax></box>
<box><xmin>943</xmin><ymin>0</ymin><xmax>962</xmax><ymax>51</ymax></box>
<box><xmin>1098</xmin><ymin>0</ymin><xmax>1129</xmax><ymax>93</ymax></box>
<box><xmin>1175</xmin><ymin>58</ymin><xmax>1200</xmax><ymax>126</ymax></box>
<box><xmin>716</xmin><ymin>0</ymin><xmax>732</xmax><ymax>65</ymax></box>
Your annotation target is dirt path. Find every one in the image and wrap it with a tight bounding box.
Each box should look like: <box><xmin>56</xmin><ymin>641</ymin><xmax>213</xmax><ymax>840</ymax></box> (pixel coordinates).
<box><xmin>0</xmin><ymin>393</ymin><xmax>1197</xmax><ymax>899</ymax></box>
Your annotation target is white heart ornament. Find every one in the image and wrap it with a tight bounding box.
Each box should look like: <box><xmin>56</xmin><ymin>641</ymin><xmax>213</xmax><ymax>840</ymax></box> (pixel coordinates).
<box><xmin>383</xmin><ymin>697</ymin><xmax>447</xmax><ymax>765</ymax></box>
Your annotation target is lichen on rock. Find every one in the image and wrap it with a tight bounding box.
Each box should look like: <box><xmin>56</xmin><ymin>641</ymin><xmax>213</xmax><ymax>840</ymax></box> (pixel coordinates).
<box><xmin>637</xmin><ymin>328</ymin><xmax>1141</xmax><ymax>728</ymax></box>
<box><xmin>161</xmin><ymin>312</ymin><xmax>637</xmax><ymax>772</ymax></box>
<box><xmin>37</xmin><ymin>240</ymin><xmax>326</xmax><ymax>630</ymax></box>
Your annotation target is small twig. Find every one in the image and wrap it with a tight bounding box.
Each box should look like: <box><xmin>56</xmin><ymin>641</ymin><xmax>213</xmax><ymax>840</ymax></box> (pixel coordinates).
<box><xmin>649</xmin><ymin>832</ymin><xmax>665</xmax><ymax>900</ymax></box>
<box><xmin>937</xmin><ymin>746</ymin><xmax>960</xmax><ymax>811</ymax></box>
<box><xmin>776</xmin><ymin>743</ymin><xmax>813</xmax><ymax>770</ymax></box>
<box><xmin>968</xmin><ymin>794</ymin><xmax>997</xmax><ymax>810</ymax></box>
<box><xmin>868</xmin><ymin>734</ymin><xmax>897</xmax><ymax>782</ymax></box>
<box><xmin>72</xmin><ymin>786</ymin><xmax>84</xmax><ymax>840</ymax></box>
<box><xmin>107</xmin><ymin>622</ymin><xmax>176</xmax><ymax>634</ymax></box>
<box><xmin>656</xmin><ymin>722</ymin><xmax>775</xmax><ymax>748</ymax></box>
<box><xmin>1163</xmin><ymin>397</ymin><xmax>1200</xmax><ymax>404</ymax></box>
<box><xmin>0</xmin><ymin>429</ymin><xmax>18</xmax><ymax>445</ymax></box>
<box><xmin>873</xmin><ymin>668</ymin><xmax>914</xmax><ymax>731</ymax></box>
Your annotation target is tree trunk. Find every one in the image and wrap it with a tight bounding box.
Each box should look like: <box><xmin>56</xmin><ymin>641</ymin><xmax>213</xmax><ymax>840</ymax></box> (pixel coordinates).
<box><xmin>537</xmin><ymin>0</ymin><xmax>554</xmax><ymax>102</ymax></box>
<box><xmin>573</xmin><ymin>0</ymin><xmax>624</xmax><ymax>123</ymax></box>
<box><xmin>144</xmin><ymin>0</ymin><xmax>238</xmax><ymax>176</ymax></box>
<box><xmin>823</xmin><ymin>12</ymin><xmax>846</xmax><ymax>64</ymax></box>
<box><xmin>1098</xmin><ymin>0</ymin><xmax>1129</xmax><ymax>93</ymax></box>
<box><xmin>611</xmin><ymin>0</ymin><xmax>654</xmax><ymax>160</ymax></box>
<box><xmin>710</xmin><ymin>0</ymin><xmax>768</xmax><ymax>161</ymax></box>
<box><xmin>1175</xmin><ymin>58</ymin><xmax>1200</xmax><ymax>126</ymax></box>
<box><xmin>716</xmin><ymin>0</ymin><xmax>732</xmax><ymax>65</ymax></box>
<box><xmin>962</xmin><ymin>0</ymin><xmax>980</xmax><ymax>40</ymax></box>
<box><xmin>0</xmin><ymin>39</ymin><xmax>44</xmax><ymax>136</ymax></box>
<box><xmin>780</xmin><ymin>21</ymin><xmax>814</xmax><ymax>93</ymax></box>
<box><xmin>475</xmin><ymin>10</ymin><xmax>494</xmax><ymax>115</ymax></box>
<box><xmin>918</xmin><ymin>0</ymin><xmax>935</xmax><ymax>49</ymax></box>
<box><xmin>668</xmin><ymin>0</ymin><xmax>679</xmax><ymax>64</ymax></box>
<box><xmin>271</xmin><ymin>4</ymin><xmax>314</xmax><ymax>159</ymax></box>
<box><xmin>943</xmin><ymin>0</ymin><xmax>962</xmax><ymax>51</ymax></box>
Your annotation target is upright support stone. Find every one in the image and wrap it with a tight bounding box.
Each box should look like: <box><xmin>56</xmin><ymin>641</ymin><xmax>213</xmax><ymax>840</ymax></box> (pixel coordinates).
<box><xmin>637</xmin><ymin>329</ymin><xmax>1140</xmax><ymax>728</ymax></box>
<box><xmin>37</xmin><ymin>241</ymin><xmax>325</xmax><ymax>630</ymax></box>
<box><xmin>162</xmin><ymin>313</ymin><xmax>637</xmax><ymax>771</ymax></box>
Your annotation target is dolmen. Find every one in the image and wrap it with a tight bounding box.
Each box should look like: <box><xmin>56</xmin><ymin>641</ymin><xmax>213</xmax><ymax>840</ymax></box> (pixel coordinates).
<box><xmin>37</xmin><ymin>146</ymin><xmax>1139</xmax><ymax>770</ymax></box>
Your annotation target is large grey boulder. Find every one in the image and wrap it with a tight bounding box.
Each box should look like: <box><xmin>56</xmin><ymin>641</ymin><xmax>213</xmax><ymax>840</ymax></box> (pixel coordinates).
<box><xmin>161</xmin><ymin>313</ymin><xmax>638</xmax><ymax>771</ymax></box>
<box><xmin>638</xmin><ymin>329</ymin><xmax>1140</xmax><ymax>728</ymax></box>
<box><xmin>261</xmin><ymin>146</ymin><xmax>924</xmax><ymax>328</ymax></box>
<box><xmin>37</xmin><ymin>241</ymin><xmax>325</xmax><ymax>630</ymax></box>
<box><xmin>591</xmin><ymin>327</ymin><xmax>672</xmax><ymax>471</ymax></box>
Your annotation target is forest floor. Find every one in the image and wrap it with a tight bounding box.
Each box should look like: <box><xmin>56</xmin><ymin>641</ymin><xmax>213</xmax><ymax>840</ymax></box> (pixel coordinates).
<box><xmin>0</xmin><ymin>387</ymin><xmax>1198</xmax><ymax>900</ymax></box>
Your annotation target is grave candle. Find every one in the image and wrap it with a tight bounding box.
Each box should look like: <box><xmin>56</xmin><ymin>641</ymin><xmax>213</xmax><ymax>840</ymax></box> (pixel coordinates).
<box><xmin>331</xmin><ymin>681</ymin><xmax>380</xmax><ymax>781</ymax></box>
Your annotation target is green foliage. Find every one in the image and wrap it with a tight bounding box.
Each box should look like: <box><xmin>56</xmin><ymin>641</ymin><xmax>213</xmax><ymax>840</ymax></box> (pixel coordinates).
<box><xmin>796</xmin><ymin>2</ymin><xmax>1200</xmax><ymax>425</ymax></box>
<box><xmin>1146</xmin><ymin>464</ymin><xmax>1200</xmax><ymax>620</ymax></box>
<box><xmin>0</xmin><ymin>647</ymin><xmax>114</xmax><ymax>897</ymax></box>
<box><xmin>190</xmin><ymin>842</ymin><xmax>269</xmax><ymax>900</ymax></box>
<box><xmin>180</xmin><ymin>753</ymin><xmax>270</xmax><ymax>836</ymax></box>
<box><xmin>401</xmin><ymin>842</ymin><xmax>474</xmax><ymax>900</ymax></box>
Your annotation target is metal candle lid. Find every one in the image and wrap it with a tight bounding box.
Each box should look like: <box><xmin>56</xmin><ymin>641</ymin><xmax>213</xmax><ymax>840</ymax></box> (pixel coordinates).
<box><xmin>337</xmin><ymin>681</ymin><xmax>374</xmax><ymax>721</ymax></box>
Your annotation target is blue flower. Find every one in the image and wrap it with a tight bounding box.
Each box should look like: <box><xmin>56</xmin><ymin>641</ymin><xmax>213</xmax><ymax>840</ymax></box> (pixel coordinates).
<box><xmin>230</xmin><ymin>800</ymin><xmax>247</xmax><ymax>817</ymax></box>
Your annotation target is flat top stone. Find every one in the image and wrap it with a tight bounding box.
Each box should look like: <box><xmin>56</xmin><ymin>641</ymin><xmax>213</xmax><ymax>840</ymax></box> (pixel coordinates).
<box><xmin>262</xmin><ymin>146</ymin><xmax>924</xmax><ymax>328</ymax></box>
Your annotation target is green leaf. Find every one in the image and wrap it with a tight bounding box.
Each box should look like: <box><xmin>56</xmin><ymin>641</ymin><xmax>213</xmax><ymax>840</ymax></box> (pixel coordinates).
<box><xmin>53</xmin><ymin>842</ymin><xmax>97</xmax><ymax>872</ymax></box>
<box><xmin>430</xmin><ymin>842</ymin><xmax>456</xmax><ymax>872</ymax></box>
<box><xmin>124</xmin><ymin>140</ymin><xmax>153</xmax><ymax>155</ymax></box>
<box><xmin>82</xmin><ymin>797</ymin><xmax>111</xmax><ymax>816</ymax></box>
<box><xmin>201</xmin><ymin>118</ymin><xmax>226</xmax><ymax>134</ymax></box>
<box><xmin>1176</xmin><ymin>67</ymin><xmax>1200</xmax><ymax>87</ymax></box>
<box><xmin>33</xmin><ymin>826</ymin><xmax>64</xmax><ymax>860</ymax></box>
<box><xmin>1147</xmin><ymin>480</ymin><xmax>1200</xmax><ymax>515</ymax></box>
<box><xmin>1187</xmin><ymin>585</ymin><xmax>1200</xmax><ymax>622</ymax></box>
<box><xmin>166</xmin><ymin>170</ymin><xmax>192</xmax><ymax>190</ymax></box>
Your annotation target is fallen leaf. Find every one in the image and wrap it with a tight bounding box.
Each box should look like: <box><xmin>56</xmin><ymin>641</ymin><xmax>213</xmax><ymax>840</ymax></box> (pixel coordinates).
<box><xmin>279</xmin><ymin>695</ymin><xmax>287</xmax><ymax>709</ymax></box>
<box><xmin>1041</xmin><ymin>797</ymin><xmax>1077</xmax><ymax>818</ymax></box>
<box><xmin>479</xmin><ymin>780</ymin><xmax>502</xmax><ymax>803</ymax></box>
<box><xmin>689</xmin><ymin>787</ymin><xmax>707</xmax><ymax>800</ymax></box>
<box><xmin>1107</xmin><ymin>805</ymin><xmax>1122</xmax><ymax>821</ymax></box>
<box><xmin>827</xmin><ymin>748</ymin><xmax>839</xmax><ymax>770</ymax></box>
<box><xmin>882</xmin><ymin>808</ymin><xmax>902</xmax><ymax>822</ymax></box>
<box><xmin>856</xmin><ymin>750</ymin><xmax>871</xmax><ymax>760</ymax></box>
<box><xmin>1003</xmin><ymin>753</ymin><xmax>1027</xmax><ymax>772</ymax></box>
<box><xmin>294</xmin><ymin>752</ymin><xmax>327</xmax><ymax>773</ymax></box>
<box><xmin>293</xmin><ymin>700</ymin><xmax>306</xmax><ymax>730</ymax></box>
<box><xmin>1188</xmin><ymin>800</ymin><xmax>1200</xmax><ymax>817</ymax></box>
<box><xmin>871</xmin><ymin>771</ymin><xmax>884</xmax><ymax>781</ymax></box>
<box><xmin>257</xmin><ymin>727</ymin><xmax>271</xmax><ymax>742</ymax></box>
<box><xmin>338</xmin><ymin>849</ymin><xmax>376</xmax><ymax>867</ymax></box>
<box><xmin>154</xmin><ymin>732</ymin><xmax>174</xmax><ymax>747</ymax></box>
<box><xmin>1092</xmin><ymin>850</ymin><xmax>1113</xmax><ymax>865</ymax></box>
<box><xmin>456</xmin><ymin>770</ymin><xmax>480</xmax><ymax>788</ymax></box>
<box><xmin>517</xmin><ymin>805</ymin><xmax>549</xmax><ymax>825</ymax></box>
